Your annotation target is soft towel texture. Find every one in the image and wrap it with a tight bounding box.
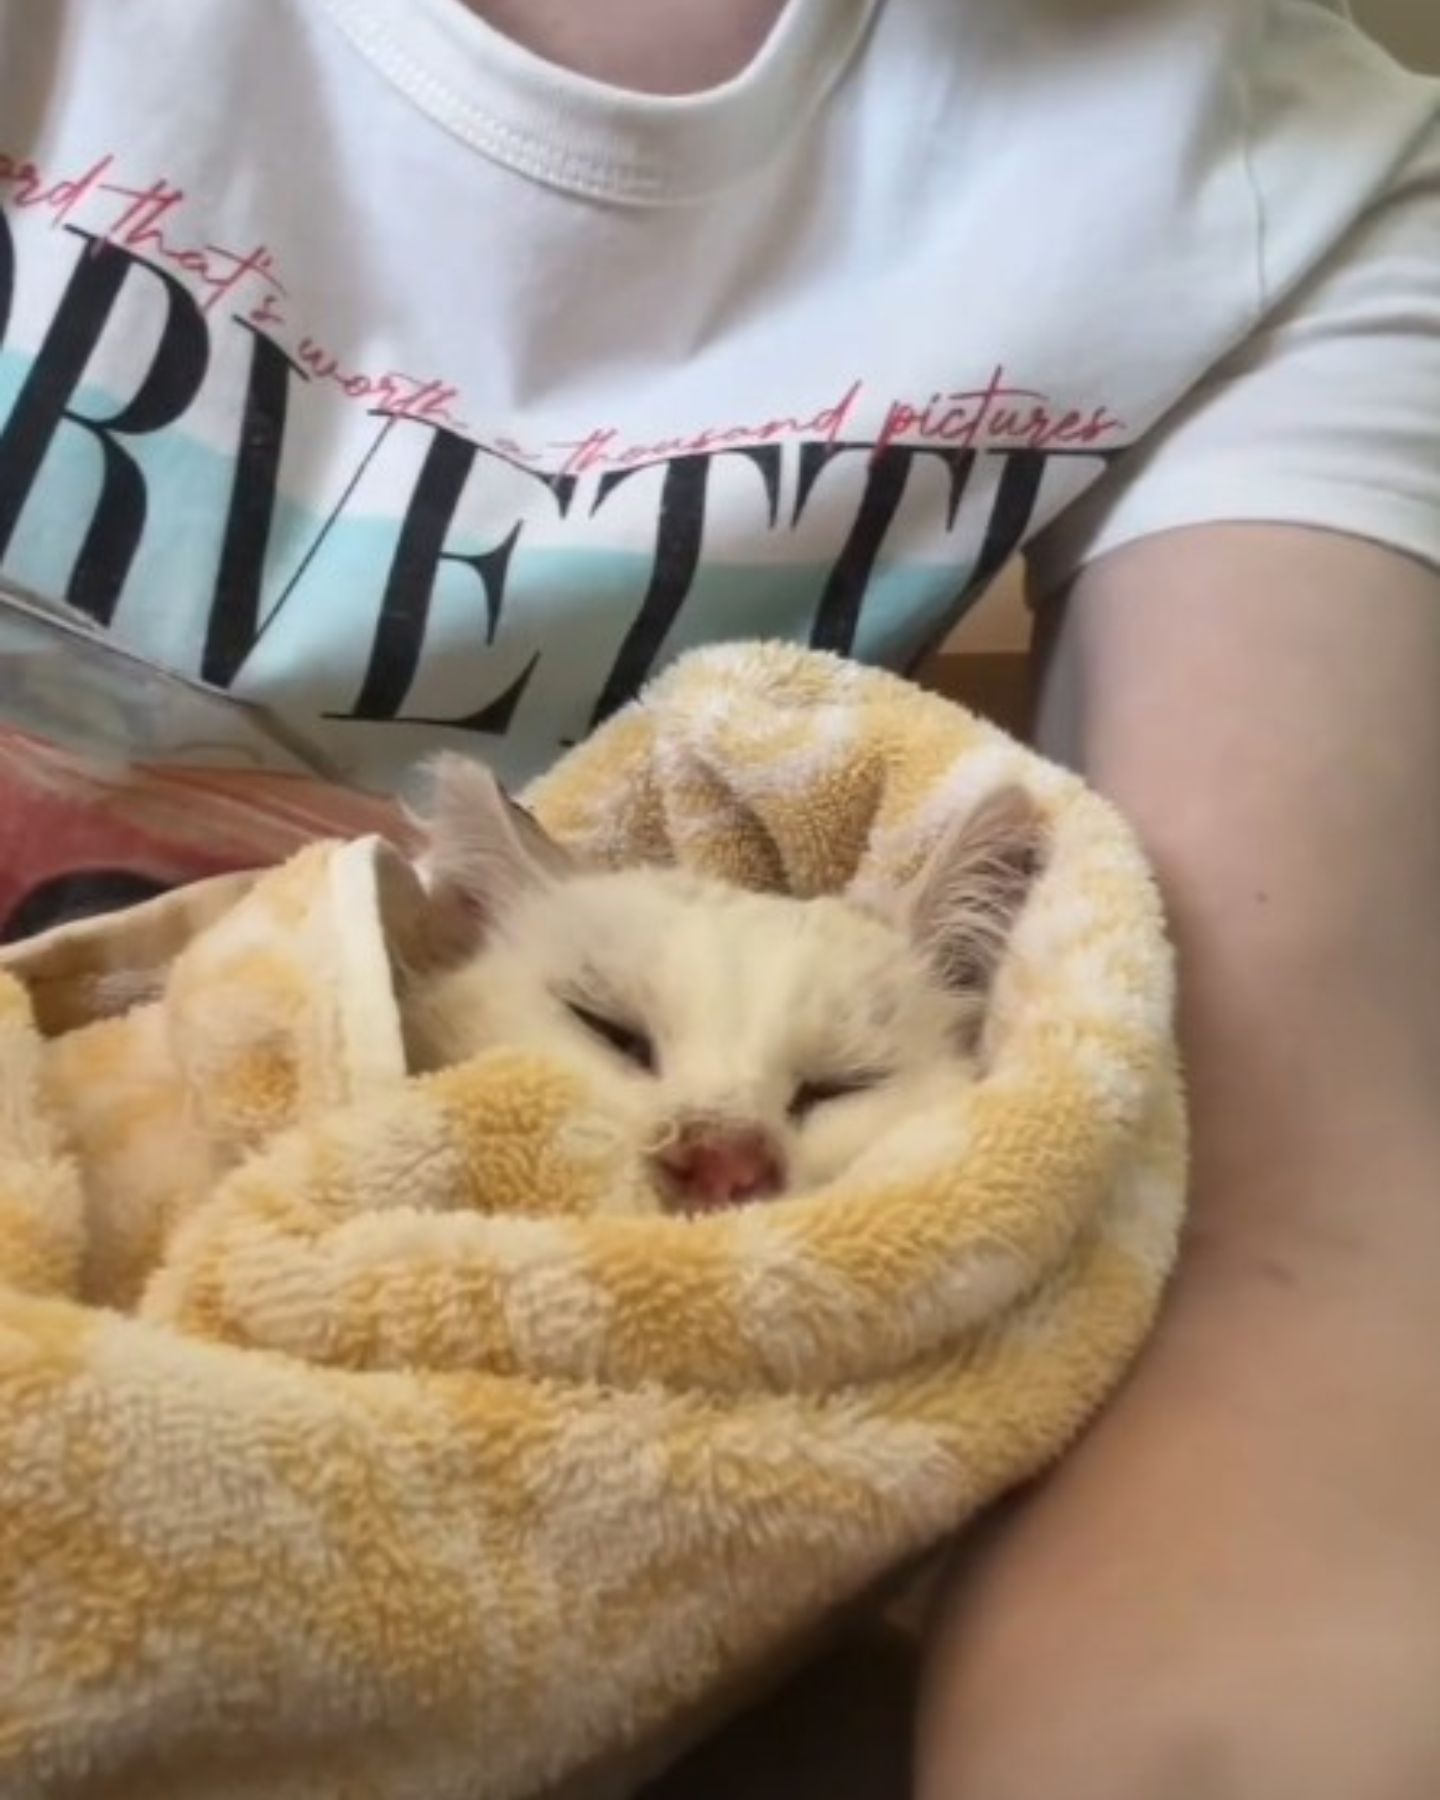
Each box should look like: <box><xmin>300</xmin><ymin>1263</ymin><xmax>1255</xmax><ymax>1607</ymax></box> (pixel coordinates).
<box><xmin>0</xmin><ymin>644</ymin><xmax>1185</xmax><ymax>1800</ymax></box>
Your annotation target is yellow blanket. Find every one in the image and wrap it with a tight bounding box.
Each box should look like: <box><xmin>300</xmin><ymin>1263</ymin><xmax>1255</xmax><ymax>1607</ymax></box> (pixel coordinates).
<box><xmin>0</xmin><ymin>644</ymin><xmax>1185</xmax><ymax>1800</ymax></box>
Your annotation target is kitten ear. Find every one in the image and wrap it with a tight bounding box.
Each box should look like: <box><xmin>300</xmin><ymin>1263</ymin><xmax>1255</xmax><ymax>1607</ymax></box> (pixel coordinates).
<box><xmin>904</xmin><ymin>785</ymin><xmax>1045</xmax><ymax>1007</ymax></box>
<box><xmin>418</xmin><ymin>754</ymin><xmax>574</xmax><ymax>954</ymax></box>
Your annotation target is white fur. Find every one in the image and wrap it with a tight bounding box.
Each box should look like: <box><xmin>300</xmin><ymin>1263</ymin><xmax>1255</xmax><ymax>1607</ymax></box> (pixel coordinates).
<box><xmin>404</xmin><ymin>756</ymin><xmax>1041</xmax><ymax>1214</ymax></box>
<box><xmin>407</xmin><ymin>866</ymin><xmax>979</xmax><ymax>1210</ymax></box>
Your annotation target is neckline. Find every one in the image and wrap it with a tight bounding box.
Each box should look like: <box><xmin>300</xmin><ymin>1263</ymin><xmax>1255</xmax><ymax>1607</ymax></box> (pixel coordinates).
<box><xmin>319</xmin><ymin>0</ymin><xmax>880</xmax><ymax>205</ymax></box>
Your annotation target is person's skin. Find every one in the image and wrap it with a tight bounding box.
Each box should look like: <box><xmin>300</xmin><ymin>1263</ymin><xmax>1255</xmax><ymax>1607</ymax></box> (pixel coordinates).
<box><xmin>462</xmin><ymin>0</ymin><xmax>778</xmax><ymax>92</ymax></box>
<box><xmin>461</xmin><ymin>3</ymin><xmax>1440</xmax><ymax>1790</ymax></box>
<box><xmin>918</xmin><ymin>524</ymin><xmax>1440</xmax><ymax>1798</ymax></box>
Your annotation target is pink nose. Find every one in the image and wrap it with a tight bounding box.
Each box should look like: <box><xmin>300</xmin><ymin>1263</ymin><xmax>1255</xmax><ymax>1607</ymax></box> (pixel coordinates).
<box><xmin>653</xmin><ymin>1124</ymin><xmax>784</xmax><ymax>1211</ymax></box>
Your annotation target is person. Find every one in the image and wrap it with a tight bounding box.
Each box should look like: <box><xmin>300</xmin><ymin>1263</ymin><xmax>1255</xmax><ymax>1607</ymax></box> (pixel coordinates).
<box><xmin>1</xmin><ymin>1</ymin><xmax>1438</xmax><ymax>1792</ymax></box>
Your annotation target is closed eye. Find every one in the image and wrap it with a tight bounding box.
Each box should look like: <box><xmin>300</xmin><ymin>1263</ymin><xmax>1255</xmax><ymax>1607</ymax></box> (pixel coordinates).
<box><xmin>789</xmin><ymin>1073</ymin><xmax>888</xmax><ymax>1120</ymax></box>
<box><xmin>563</xmin><ymin>1000</ymin><xmax>656</xmax><ymax>1073</ymax></box>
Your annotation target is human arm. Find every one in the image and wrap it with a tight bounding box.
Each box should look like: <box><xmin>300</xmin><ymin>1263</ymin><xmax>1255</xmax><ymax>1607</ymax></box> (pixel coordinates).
<box><xmin>916</xmin><ymin>522</ymin><xmax>1440</xmax><ymax>1800</ymax></box>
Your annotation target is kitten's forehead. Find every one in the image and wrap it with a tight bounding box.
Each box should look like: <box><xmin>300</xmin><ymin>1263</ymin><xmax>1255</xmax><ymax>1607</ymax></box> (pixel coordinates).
<box><xmin>521</xmin><ymin>868</ymin><xmax>891</xmax><ymax>952</ymax></box>
<box><xmin>507</xmin><ymin>869</ymin><xmax>936</xmax><ymax>1026</ymax></box>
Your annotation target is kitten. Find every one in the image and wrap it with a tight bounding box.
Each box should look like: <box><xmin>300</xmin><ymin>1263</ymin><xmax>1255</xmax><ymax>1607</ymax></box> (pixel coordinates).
<box><xmin>403</xmin><ymin>757</ymin><xmax>1043</xmax><ymax>1216</ymax></box>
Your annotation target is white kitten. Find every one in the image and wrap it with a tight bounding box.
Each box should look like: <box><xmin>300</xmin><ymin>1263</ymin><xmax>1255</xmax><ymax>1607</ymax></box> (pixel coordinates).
<box><xmin>403</xmin><ymin>758</ymin><xmax>1042</xmax><ymax>1215</ymax></box>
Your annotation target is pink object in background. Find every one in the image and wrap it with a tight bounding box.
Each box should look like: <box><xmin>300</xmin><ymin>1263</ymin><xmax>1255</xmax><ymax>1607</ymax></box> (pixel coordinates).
<box><xmin>0</xmin><ymin>726</ymin><xmax>412</xmax><ymax>942</ymax></box>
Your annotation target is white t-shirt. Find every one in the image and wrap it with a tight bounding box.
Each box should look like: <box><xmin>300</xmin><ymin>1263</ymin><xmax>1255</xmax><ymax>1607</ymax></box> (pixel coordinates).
<box><xmin>0</xmin><ymin>0</ymin><xmax>1435</xmax><ymax>787</ymax></box>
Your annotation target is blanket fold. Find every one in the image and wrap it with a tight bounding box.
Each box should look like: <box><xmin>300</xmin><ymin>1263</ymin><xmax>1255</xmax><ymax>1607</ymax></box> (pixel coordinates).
<box><xmin>0</xmin><ymin>644</ymin><xmax>1184</xmax><ymax>1800</ymax></box>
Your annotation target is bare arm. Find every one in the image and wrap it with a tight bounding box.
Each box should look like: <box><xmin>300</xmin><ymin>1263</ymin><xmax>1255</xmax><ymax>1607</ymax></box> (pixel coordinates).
<box><xmin>1038</xmin><ymin>523</ymin><xmax>1440</xmax><ymax>1259</ymax></box>
<box><xmin>918</xmin><ymin>523</ymin><xmax>1440</xmax><ymax>1798</ymax></box>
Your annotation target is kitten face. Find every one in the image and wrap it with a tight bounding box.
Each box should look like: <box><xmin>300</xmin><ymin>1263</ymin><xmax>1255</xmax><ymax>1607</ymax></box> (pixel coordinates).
<box><xmin>404</xmin><ymin>757</ymin><xmax>1043</xmax><ymax>1215</ymax></box>
<box><xmin>409</xmin><ymin>867</ymin><xmax>978</xmax><ymax>1207</ymax></box>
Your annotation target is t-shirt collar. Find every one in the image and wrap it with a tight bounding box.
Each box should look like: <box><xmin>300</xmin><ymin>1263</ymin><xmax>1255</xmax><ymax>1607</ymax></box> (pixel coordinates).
<box><xmin>320</xmin><ymin>0</ymin><xmax>881</xmax><ymax>204</ymax></box>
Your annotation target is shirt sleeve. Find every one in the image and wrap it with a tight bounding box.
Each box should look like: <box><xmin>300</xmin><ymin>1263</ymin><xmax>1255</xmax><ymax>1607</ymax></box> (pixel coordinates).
<box><xmin>1028</xmin><ymin>112</ymin><xmax>1440</xmax><ymax>595</ymax></box>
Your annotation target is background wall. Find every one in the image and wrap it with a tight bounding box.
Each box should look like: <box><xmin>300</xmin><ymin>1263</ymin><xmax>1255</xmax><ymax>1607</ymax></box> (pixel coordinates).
<box><xmin>1354</xmin><ymin>0</ymin><xmax>1440</xmax><ymax>70</ymax></box>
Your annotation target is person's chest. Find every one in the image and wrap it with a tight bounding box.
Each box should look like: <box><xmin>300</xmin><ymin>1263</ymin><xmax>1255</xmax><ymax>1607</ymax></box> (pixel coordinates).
<box><xmin>0</xmin><ymin>0</ymin><xmax>1268</xmax><ymax>786</ymax></box>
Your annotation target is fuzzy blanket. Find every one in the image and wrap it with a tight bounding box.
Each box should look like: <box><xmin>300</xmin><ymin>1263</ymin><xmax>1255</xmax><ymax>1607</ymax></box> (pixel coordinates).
<box><xmin>0</xmin><ymin>644</ymin><xmax>1185</xmax><ymax>1800</ymax></box>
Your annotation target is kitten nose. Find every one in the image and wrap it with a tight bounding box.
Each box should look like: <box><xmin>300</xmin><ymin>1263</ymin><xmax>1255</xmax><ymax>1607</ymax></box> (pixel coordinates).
<box><xmin>653</xmin><ymin>1124</ymin><xmax>784</xmax><ymax>1210</ymax></box>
